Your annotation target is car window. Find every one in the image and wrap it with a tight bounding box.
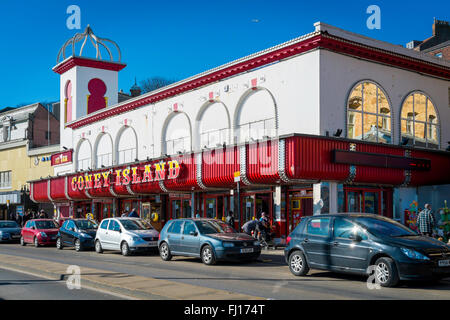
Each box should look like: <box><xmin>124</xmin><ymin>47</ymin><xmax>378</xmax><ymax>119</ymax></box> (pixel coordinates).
<box><xmin>100</xmin><ymin>220</ymin><xmax>109</xmax><ymax>230</ymax></box>
<box><xmin>108</xmin><ymin>220</ymin><xmax>121</xmax><ymax>232</ymax></box>
<box><xmin>75</xmin><ymin>220</ymin><xmax>98</xmax><ymax>230</ymax></box>
<box><xmin>120</xmin><ymin>220</ymin><xmax>145</xmax><ymax>231</ymax></box>
<box><xmin>0</xmin><ymin>221</ymin><xmax>19</xmax><ymax>228</ymax></box>
<box><xmin>35</xmin><ymin>220</ymin><xmax>58</xmax><ymax>229</ymax></box>
<box><xmin>25</xmin><ymin>221</ymin><xmax>31</xmax><ymax>228</ymax></box>
<box><xmin>183</xmin><ymin>221</ymin><xmax>197</xmax><ymax>235</ymax></box>
<box><xmin>67</xmin><ymin>221</ymin><xmax>76</xmax><ymax>230</ymax></box>
<box><xmin>168</xmin><ymin>220</ymin><xmax>183</xmax><ymax>234</ymax></box>
<box><xmin>355</xmin><ymin>217</ymin><xmax>416</xmax><ymax>237</ymax></box>
<box><xmin>333</xmin><ymin>218</ymin><xmax>367</xmax><ymax>240</ymax></box>
<box><xmin>62</xmin><ymin>221</ymin><xmax>69</xmax><ymax>229</ymax></box>
<box><xmin>306</xmin><ymin>218</ymin><xmax>331</xmax><ymax>237</ymax></box>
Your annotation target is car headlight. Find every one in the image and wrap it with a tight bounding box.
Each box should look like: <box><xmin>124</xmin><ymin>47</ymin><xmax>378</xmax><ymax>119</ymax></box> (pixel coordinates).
<box><xmin>40</xmin><ymin>232</ymin><xmax>47</xmax><ymax>238</ymax></box>
<box><xmin>80</xmin><ymin>233</ymin><xmax>92</xmax><ymax>239</ymax></box>
<box><xmin>401</xmin><ymin>248</ymin><xmax>430</xmax><ymax>260</ymax></box>
<box><xmin>131</xmin><ymin>236</ymin><xmax>141</xmax><ymax>241</ymax></box>
<box><xmin>222</xmin><ymin>242</ymin><xmax>234</xmax><ymax>248</ymax></box>
<box><xmin>253</xmin><ymin>240</ymin><xmax>260</xmax><ymax>246</ymax></box>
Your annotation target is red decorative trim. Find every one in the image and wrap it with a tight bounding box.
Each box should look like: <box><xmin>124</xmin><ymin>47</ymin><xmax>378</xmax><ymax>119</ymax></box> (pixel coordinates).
<box><xmin>53</xmin><ymin>57</ymin><xmax>126</xmax><ymax>75</ymax></box>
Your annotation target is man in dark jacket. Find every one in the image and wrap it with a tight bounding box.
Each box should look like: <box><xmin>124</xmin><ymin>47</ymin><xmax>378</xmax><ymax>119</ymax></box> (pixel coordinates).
<box><xmin>225</xmin><ymin>211</ymin><xmax>235</xmax><ymax>228</ymax></box>
<box><xmin>242</xmin><ymin>219</ymin><xmax>260</xmax><ymax>237</ymax></box>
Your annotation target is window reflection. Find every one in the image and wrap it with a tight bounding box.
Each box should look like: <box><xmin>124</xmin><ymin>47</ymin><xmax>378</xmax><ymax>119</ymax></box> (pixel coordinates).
<box><xmin>347</xmin><ymin>82</ymin><xmax>391</xmax><ymax>143</ymax></box>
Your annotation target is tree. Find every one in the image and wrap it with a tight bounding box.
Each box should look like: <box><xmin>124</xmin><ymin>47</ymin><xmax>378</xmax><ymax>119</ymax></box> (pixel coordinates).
<box><xmin>140</xmin><ymin>77</ymin><xmax>176</xmax><ymax>94</ymax></box>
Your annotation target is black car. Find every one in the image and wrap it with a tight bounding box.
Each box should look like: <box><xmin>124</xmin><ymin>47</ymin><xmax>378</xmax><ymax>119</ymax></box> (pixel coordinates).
<box><xmin>56</xmin><ymin>219</ymin><xmax>98</xmax><ymax>251</ymax></box>
<box><xmin>284</xmin><ymin>213</ymin><xmax>450</xmax><ymax>287</ymax></box>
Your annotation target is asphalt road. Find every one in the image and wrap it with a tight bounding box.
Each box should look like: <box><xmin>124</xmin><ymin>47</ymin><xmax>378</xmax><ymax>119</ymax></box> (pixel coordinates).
<box><xmin>0</xmin><ymin>242</ymin><xmax>449</xmax><ymax>300</ymax></box>
<box><xmin>0</xmin><ymin>268</ymin><xmax>122</xmax><ymax>300</ymax></box>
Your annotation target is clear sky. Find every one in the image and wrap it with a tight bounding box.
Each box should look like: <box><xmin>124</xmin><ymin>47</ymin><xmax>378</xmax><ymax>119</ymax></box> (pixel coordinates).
<box><xmin>0</xmin><ymin>0</ymin><xmax>448</xmax><ymax>108</ymax></box>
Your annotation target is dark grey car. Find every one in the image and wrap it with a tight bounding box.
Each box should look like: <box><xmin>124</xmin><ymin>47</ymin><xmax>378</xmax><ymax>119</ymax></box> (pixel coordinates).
<box><xmin>0</xmin><ymin>221</ymin><xmax>22</xmax><ymax>242</ymax></box>
<box><xmin>285</xmin><ymin>213</ymin><xmax>450</xmax><ymax>287</ymax></box>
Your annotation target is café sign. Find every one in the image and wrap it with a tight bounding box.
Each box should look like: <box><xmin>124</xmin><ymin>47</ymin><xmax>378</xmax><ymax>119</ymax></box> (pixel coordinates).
<box><xmin>71</xmin><ymin>160</ymin><xmax>181</xmax><ymax>191</ymax></box>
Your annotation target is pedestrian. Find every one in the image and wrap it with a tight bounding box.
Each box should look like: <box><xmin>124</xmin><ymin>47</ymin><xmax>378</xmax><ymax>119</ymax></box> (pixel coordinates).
<box><xmin>121</xmin><ymin>210</ymin><xmax>129</xmax><ymax>217</ymax></box>
<box><xmin>128</xmin><ymin>208</ymin><xmax>139</xmax><ymax>218</ymax></box>
<box><xmin>16</xmin><ymin>213</ymin><xmax>23</xmax><ymax>227</ymax></box>
<box><xmin>242</xmin><ymin>219</ymin><xmax>258</xmax><ymax>237</ymax></box>
<box><xmin>417</xmin><ymin>203</ymin><xmax>435</xmax><ymax>237</ymax></box>
<box><xmin>225</xmin><ymin>211</ymin><xmax>235</xmax><ymax>227</ymax></box>
<box><xmin>259</xmin><ymin>212</ymin><xmax>268</xmax><ymax>224</ymax></box>
<box><xmin>39</xmin><ymin>209</ymin><xmax>48</xmax><ymax>219</ymax></box>
<box><xmin>195</xmin><ymin>213</ymin><xmax>200</xmax><ymax>218</ymax></box>
<box><xmin>23</xmin><ymin>209</ymin><xmax>31</xmax><ymax>226</ymax></box>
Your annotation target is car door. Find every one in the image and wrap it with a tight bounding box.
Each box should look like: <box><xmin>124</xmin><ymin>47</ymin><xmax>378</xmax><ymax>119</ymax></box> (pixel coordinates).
<box><xmin>22</xmin><ymin>221</ymin><xmax>32</xmax><ymax>242</ymax></box>
<box><xmin>302</xmin><ymin>217</ymin><xmax>333</xmax><ymax>268</ymax></box>
<box><xmin>107</xmin><ymin>220</ymin><xmax>122</xmax><ymax>250</ymax></box>
<box><xmin>180</xmin><ymin>221</ymin><xmax>200</xmax><ymax>256</ymax></box>
<box><xmin>329</xmin><ymin>217</ymin><xmax>371</xmax><ymax>273</ymax></box>
<box><xmin>167</xmin><ymin>220</ymin><xmax>184</xmax><ymax>253</ymax></box>
<box><xmin>97</xmin><ymin>219</ymin><xmax>110</xmax><ymax>248</ymax></box>
<box><xmin>63</xmin><ymin>220</ymin><xmax>76</xmax><ymax>245</ymax></box>
<box><xmin>59</xmin><ymin>220</ymin><xmax>70</xmax><ymax>244</ymax></box>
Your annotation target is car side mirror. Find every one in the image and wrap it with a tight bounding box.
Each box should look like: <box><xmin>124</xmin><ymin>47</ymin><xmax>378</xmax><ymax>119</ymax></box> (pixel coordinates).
<box><xmin>189</xmin><ymin>231</ymin><xmax>198</xmax><ymax>236</ymax></box>
<box><xmin>31</xmin><ymin>226</ymin><xmax>35</xmax><ymax>230</ymax></box>
<box><xmin>349</xmin><ymin>233</ymin><xmax>362</xmax><ymax>242</ymax></box>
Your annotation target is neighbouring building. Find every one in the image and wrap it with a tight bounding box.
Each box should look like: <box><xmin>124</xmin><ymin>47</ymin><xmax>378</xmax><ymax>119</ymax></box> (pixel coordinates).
<box><xmin>407</xmin><ymin>19</ymin><xmax>450</xmax><ymax>60</ymax></box>
<box><xmin>0</xmin><ymin>103</ymin><xmax>60</xmax><ymax>220</ymax></box>
<box><xmin>29</xmin><ymin>23</ymin><xmax>450</xmax><ymax>242</ymax></box>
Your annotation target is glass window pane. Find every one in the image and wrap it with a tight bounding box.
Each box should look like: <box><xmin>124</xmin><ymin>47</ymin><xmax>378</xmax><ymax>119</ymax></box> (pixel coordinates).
<box><xmin>415</xmin><ymin>93</ymin><xmax>427</xmax><ymax>123</ymax></box>
<box><xmin>427</xmin><ymin>99</ymin><xmax>437</xmax><ymax>125</ymax></box>
<box><xmin>363</xmin><ymin>113</ymin><xmax>378</xmax><ymax>142</ymax></box>
<box><xmin>306</xmin><ymin>218</ymin><xmax>331</xmax><ymax>237</ymax></box>
<box><xmin>401</xmin><ymin>95</ymin><xmax>414</xmax><ymax>119</ymax></box>
<box><xmin>363</xmin><ymin>83</ymin><xmax>377</xmax><ymax>114</ymax></box>
<box><xmin>428</xmin><ymin>124</ymin><xmax>439</xmax><ymax>144</ymax></box>
<box><xmin>347</xmin><ymin>111</ymin><xmax>362</xmax><ymax>140</ymax></box>
<box><xmin>414</xmin><ymin>121</ymin><xmax>425</xmax><ymax>141</ymax></box>
<box><xmin>348</xmin><ymin>84</ymin><xmax>362</xmax><ymax>111</ymax></box>
<box><xmin>378</xmin><ymin>116</ymin><xmax>391</xmax><ymax>143</ymax></box>
<box><xmin>377</xmin><ymin>90</ymin><xmax>390</xmax><ymax>116</ymax></box>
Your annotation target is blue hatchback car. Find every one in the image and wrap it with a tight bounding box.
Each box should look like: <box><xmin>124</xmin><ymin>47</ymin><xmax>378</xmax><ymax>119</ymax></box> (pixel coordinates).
<box><xmin>158</xmin><ymin>218</ymin><xmax>261</xmax><ymax>265</ymax></box>
<box><xmin>56</xmin><ymin>219</ymin><xmax>98</xmax><ymax>251</ymax></box>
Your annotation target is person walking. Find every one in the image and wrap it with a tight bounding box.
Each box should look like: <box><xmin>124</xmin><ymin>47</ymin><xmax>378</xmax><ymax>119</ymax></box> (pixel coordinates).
<box><xmin>128</xmin><ymin>208</ymin><xmax>139</xmax><ymax>218</ymax></box>
<box><xmin>39</xmin><ymin>209</ymin><xmax>48</xmax><ymax>219</ymax></box>
<box><xmin>121</xmin><ymin>210</ymin><xmax>129</xmax><ymax>217</ymax></box>
<box><xmin>242</xmin><ymin>219</ymin><xmax>258</xmax><ymax>237</ymax></box>
<box><xmin>417</xmin><ymin>203</ymin><xmax>435</xmax><ymax>237</ymax></box>
<box><xmin>225</xmin><ymin>211</ymin><xmax>235</xmax><ymax>228</ymax></box>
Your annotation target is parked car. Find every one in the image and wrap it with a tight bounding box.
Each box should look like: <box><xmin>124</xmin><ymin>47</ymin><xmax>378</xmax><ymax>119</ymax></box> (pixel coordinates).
<box><xmin>20</xmin><ymin>219</ymin><xmax>60</xmax><ymax>247</ymax></box>
<box><xmin>0</xmin><ymin>220</ymin><xmax>22</xmax><ymax>242</ymax></box>
<box><xmin>285</xmin><ymin>213</ymin><xmax>450</xmax><ymax>287</ymax></box>
<box><xmin>158</xmin><ymin>218</ymin><xmax>261</xmax><ymax>265</ymax></box>
<box><xmin>94</xmin><ymin>218</ymin><xmax>159</xmax><ymax>256</ymax></box>
<box><xmin>56</xmin><ymin>219</ymin><xmax>98</xmax><ymax>251</ymax></box>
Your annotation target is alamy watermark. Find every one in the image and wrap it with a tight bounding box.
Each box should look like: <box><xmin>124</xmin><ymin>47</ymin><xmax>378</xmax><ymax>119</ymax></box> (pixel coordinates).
<box><xmin>66</xmin><ymin>265</ymin><xmax>81</xmax><ymax>290</ymax></box>
<box><xmin>67</xmin><ymin>5</ymin><xmax>81</xmax><ymax>30</ymax></box>
<box><xmin>366</xmin><ymin>5</ymin><xmax>381</xmax><ymax>30</ymax></box>
<box><xmin>366</xmin><ymin>265</ymin><xmax>382</xmax><ymax>290</ymax></box>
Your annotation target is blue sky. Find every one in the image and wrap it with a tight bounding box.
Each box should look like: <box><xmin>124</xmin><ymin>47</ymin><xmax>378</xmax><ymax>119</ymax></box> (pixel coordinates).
<box><xmin>0</xmin><ymin>0</ymin><xmax>448</xmax><ymax>107</ymax></box>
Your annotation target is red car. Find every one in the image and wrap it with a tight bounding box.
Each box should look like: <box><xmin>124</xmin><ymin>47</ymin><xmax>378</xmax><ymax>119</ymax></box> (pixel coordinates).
<box><xmin>21</xmin><ymin>219</ymin><xmax>60</xmax><ymax>247</ymax></box>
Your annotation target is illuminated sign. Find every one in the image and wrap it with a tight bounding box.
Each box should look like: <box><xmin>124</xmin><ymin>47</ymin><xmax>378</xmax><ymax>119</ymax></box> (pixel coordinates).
<box><xmin>70</xmin><ymin>160</ymin><xmax>181</xmax><ymax>191</ymax></box>
<box><xmin>51</xmin><ymin>150</ymin><xmax>73</xmax><ymax>166</ymax></box>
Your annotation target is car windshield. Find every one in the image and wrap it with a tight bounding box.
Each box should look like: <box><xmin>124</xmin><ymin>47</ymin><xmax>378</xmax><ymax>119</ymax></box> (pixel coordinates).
<box><xmin>35</xmin><ymin>220</ymin><xmax>58</xmax><ymax>229</ymax></box>
<box><xmin>75</xmin><ymin>220</ymin><xmax>98</xmax><ymax>230</ymax></box>
<box><xmin>136</xmin><ymin>220</ymin><xmax>154</xmax><ymax>230</ymax></box>
<box><xmin>0</xmin><ymin>221</ymin><xmax>19</xmax><ymax>228</ymax></box>
<box><xmin>120</xmin><ymin>219</ymin><xmax>146</xmax><ymax>231</ymax></box>
<box><xmin>355</xmin><ymin>217</ymin><xmax>416</xmax><ymax>237</ymax></box>
<box><xmin>194</xmin><ymin>220</ymin><xmax>236</xmax><ymax>234</ymax></box>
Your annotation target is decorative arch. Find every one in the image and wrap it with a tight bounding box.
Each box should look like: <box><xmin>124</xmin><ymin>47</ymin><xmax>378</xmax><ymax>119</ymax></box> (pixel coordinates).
<box><xmin>161</xmin><ymin>111</ymin><xmax>192</xmax><ymax>155</ymax></box>
<box><xmin>93</xmin><ymin>132</ymin><xmax>113</xmax><ymax>168</ymax></box>
<box><xmin>64</xmin><ymin>80</ymin><xmax>73</xmax><ymax>123</ymax></box>
<box><xmin>75</xmin><ymin>138</ymin><xmax>92</xmax><ymax>171</ymax></box>
<box><xmin>346</xmin><ymin>80</ymin><xmax>393</xmax><ymax>144</ymax></box>
<box><xmin>115</xmin><ymin>126</ymin><xmax>138</xmax><ymax>165</ymax></box>
<box><xmin>400</xmin><ymin>91</ymin><xmax>440</xmax><ymax>149</ymax></box>
<box><xmin>233</xmin><ymin>87</ymin><xmax>278</xmax><ymax>144</ymax></box>
<box><xmin>194</xmin><ymin>100</ymin><xmax>231</xmax><ymax>150</ymax></box>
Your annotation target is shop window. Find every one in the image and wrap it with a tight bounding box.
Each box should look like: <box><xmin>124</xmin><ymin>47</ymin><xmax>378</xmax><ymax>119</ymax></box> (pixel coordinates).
<box><xmin>401</xmin><ymin>92</ymin><xmax>439</xmax><ymax>148</ymax></box>
<box><xmin>347</xmin><ymin>82</ymin><xmax>391</xmax><ymax>144</ymax></box>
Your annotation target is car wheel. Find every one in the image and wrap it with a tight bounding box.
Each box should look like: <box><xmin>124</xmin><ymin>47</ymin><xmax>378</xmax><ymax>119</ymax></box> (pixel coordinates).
<box><xmin>374</xmin><ymin>257</ymin><xmax>399</xmax><ymax>288</ymax></box>
<box><xmin>289</xmin><ymin>250</ymin><xmax>310</xmax><ymax>276</ymax></box>
<box><xmin>121</xmin><ymin>241</ymin><xmax>130</xmax><ymax>256</ymax></box>
<box><xmin>74</xmin><ymin>239</ymin><xmax>83</xmax><ymax>252</ymax></box>
<box><xmin>56</xmin><ymin>237</ymin><xmax>63</xmax><ymax>250</ymax></box>
<box><xmin>159</xmin><ymin>242</ymin><xmax>172</xmax><ymax>261</ymax></box>
<box><xmin>34</xmin><ymin>237</ymin><xmax>40</xmax><ymax>248</ymax></box>
<box><xmin>201</xmin><ymin>245</ymin><xmax>216</xmax><ymax>265</ymax></box>
<box><xmin>20</xmin><ymin>236</ymin><xmax>26</xmax><ymax>246</ymax></box>
<box><xmin>95</xmin><ymin>240</ymin><xmax>103</xmax><ymax>253</ymax></box>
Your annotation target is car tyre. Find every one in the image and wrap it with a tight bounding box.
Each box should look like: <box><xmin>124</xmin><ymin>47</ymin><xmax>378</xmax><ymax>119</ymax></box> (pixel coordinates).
<box><xmin>289</xmin><ymin>250</ymin><xmax>310</xmax><ymax>276</ymax></box>
<box><xmin>159</xmin><ymin>242</ymin><xmax>172</xmax><ymax>261</ymax></box>
<box><xmin>34</xmin><ymin>237</ymin><xmax>40</xmax><ymax>248</ymax></box>
<box><xmin>121</xmin><ymin>241</ymin><xmax>131</xmax><ymax>256</ymax></box>
<box><xmin>56</xmin><ymin>237</ymin><xmax>63</xmax><ymax>250</ymax></box>
<box><xmin>95</xmin><ymin>240</ymin><xmax>103</xmax><ymax>253</ymax></box>
<box><xmin>374</xmin><ymin>257</ymin><xmax>399</xmax><ymax>288</ymax></box>
<box><xmin>75</xmin><ymin>239</ymin><xmax>83</xmax><ymax>252</ymax></box>
<box><xmin>20</xmin><ymin>236</ymin><xmax>26</xmax><ymax>246</ymax></box>
<box><xmin>201</xmin><ymin>245</ymin><xmax>216</xmax><ymax>265</ymax></box>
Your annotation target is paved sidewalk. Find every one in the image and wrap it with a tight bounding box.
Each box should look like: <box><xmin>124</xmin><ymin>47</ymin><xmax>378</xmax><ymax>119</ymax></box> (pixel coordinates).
<box><xmin>0</xmin><ymin>253</ymin><xmax>264</xmax><ymax>300</ymax></box>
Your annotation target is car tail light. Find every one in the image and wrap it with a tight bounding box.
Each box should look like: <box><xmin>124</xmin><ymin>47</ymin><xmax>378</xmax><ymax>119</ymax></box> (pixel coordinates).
<box><xmin>286</xmin><ymin>236</ymin><xmax>292</xmax><ymax>246</ymax></box>
<box><xmin>158</xmin><ymin>233</ymin><xmax>161</xmax><ymax>240</ymax></box>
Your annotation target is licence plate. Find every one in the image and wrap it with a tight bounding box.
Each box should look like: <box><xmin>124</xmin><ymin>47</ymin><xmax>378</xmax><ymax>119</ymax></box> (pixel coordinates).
<box><xmin>240</xmin><ymin>248</ymin><xmax>254</xmax><ymax>253</ymax></box>
<box><xmin>147</xmin><ymin>241</ymin><xmax>158</xmax><ymax>246</ymax></box>
<box><xmin>12</xmin><ymin>235</ymin><xmax>21</xmax><ymax>239</ymax></box>
<box><xmin>438</xmin><ymin>260</ymin><xmax>450</xmax><ymax>267</ymax></box>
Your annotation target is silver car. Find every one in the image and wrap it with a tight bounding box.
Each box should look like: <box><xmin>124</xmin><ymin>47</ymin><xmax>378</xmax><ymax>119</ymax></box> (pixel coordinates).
<box><xmin>94</xmin><ymin>218</ymin><xmax>159</xmax><ymax>256</ymax></box>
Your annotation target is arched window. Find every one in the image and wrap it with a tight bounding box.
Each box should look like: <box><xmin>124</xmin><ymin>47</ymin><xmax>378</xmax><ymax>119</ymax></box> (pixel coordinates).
<box><xmin>117</xmin><ymin>127</ymin><xmax>137</xmax><ymax>164</ymax></box>
<box><xmin>347</xmin><ymin>82</ymin><xmax>391</xmax><ymax>143</ymax></box>
<box><xmin>77</xmin><ymin>139</ymin><xmax>91</xmax><ymax>171</ymax></box>
<box><xmin>401</xmin><ymin>92</ymin><xmax>439</xmax><ymax>148</ymax></box>
<box><xmin>95</xmin><ymin>133</ymin><xmax>113</xmax><ymax>168</ymax></box>
<box><xmin>197</xmin><ymin>102</ymin><xmax>230</xmax><ymax>149</ymax></box>
<box><xmin>163</xmin><ymin>113</ymin><xmax>191</xmax><ymax>155</ymax></box>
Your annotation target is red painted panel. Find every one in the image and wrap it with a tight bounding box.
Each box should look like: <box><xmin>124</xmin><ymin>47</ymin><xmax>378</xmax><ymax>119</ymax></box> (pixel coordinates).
<box><xmin>285</xmin><ymin>136</ymin><xmax>350</xmax><ymax>181</ymax></box>
<box><xmin>202</xmin><ymin>147</ymin><xmax>240</xmax><ymax>188</ymax></box>
<box><xmin>49</xmin><ymin>177</ymin><xmax>67</xmax><ymax>201</ymax></box>
<box><xmin>87</xmin><ymin>170</ymin><xmax>114</xmax><ymax>198</ymax></box>
<box><xmin>163</xmin><ymin>154</ymin><xmax>199</xmax><ymax>191</ymax></box>
<box><xmin>67</xmin><ymin>175</ymin><xmax>90</xmax><ymax>200</ymax></box>
<box><xmin>247</xmin><ymin>140</ymin><xmax>280</xmax><ymax>184</ymax></box>
<box><xmin>353</xmin><ymin>144</ymin><xmax>405</xmax><ymax>185</ymax></box>
<box><xmin>32</xmin><ymin>180</ymin><xmax>50</xmax><ymax>203</ymax></box>
<box><xmin>410</xmin><ymin>150</ymin><xmax>450</xmax><ymax>186</ymax></box>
